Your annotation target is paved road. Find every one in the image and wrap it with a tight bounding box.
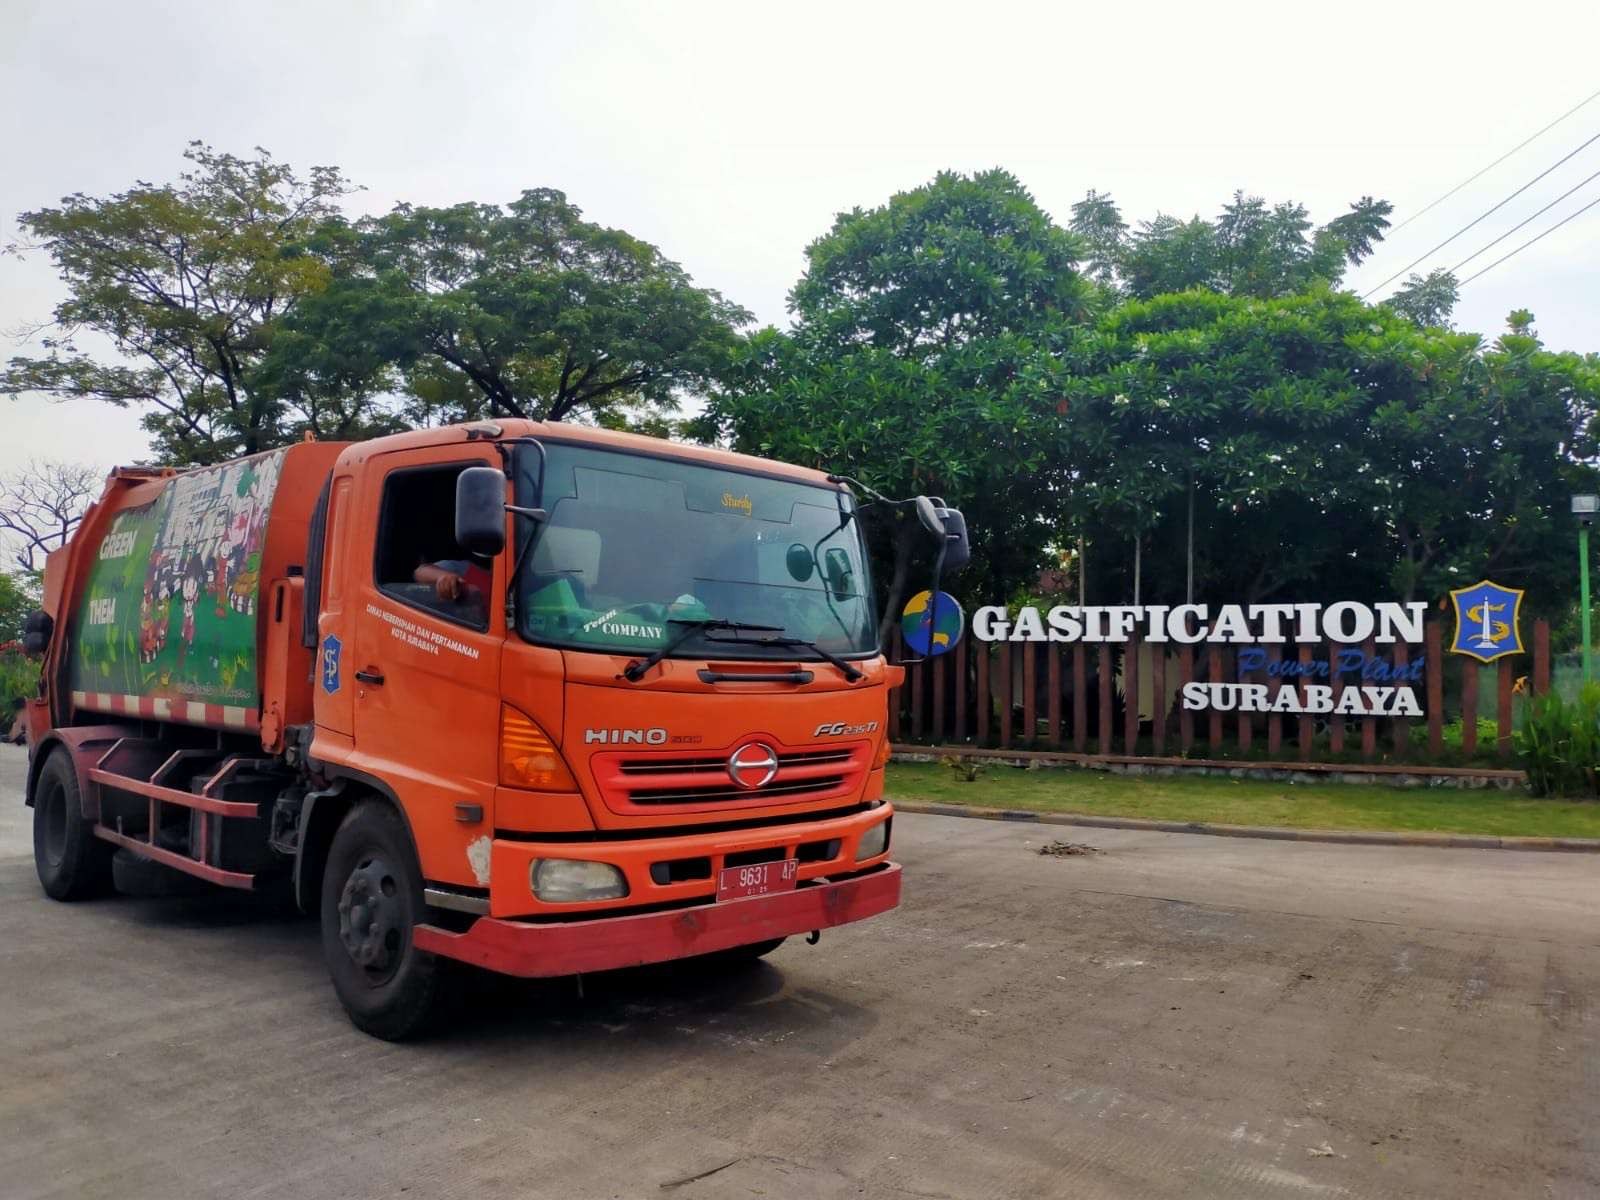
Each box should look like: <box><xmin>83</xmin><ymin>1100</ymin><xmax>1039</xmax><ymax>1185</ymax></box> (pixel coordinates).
<box><xmin>1</xmin><ymin>743</ymin><xmax>1596</xmax><ymax>1199</ymax></box>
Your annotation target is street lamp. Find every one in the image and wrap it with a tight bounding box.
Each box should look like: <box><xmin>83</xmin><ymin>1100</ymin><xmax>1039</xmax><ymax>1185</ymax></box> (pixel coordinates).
<box><xmin>1572</xmin><ymin>495</ymin><xmax>1598</xmax><ymax>682</ymax></box>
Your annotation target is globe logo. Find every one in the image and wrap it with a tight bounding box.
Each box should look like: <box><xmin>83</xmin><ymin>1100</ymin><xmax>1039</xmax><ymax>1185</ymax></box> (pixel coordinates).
<box><xmin>901</xmin><ymin>589</ymin><xmax>964</xmax><ymax>657</ymax></box>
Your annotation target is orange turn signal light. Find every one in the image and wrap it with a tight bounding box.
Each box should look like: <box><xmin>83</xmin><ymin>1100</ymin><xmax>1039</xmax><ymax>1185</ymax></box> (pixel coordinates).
<box><xmin>873</xmin><ymin>735</ymin><xmax>893</xmax><ymax>769</ymax></box>
<box><xmin>500</xmin><ymin>705</ymin><xmax>579</xmax><ymax>792</ymax></box>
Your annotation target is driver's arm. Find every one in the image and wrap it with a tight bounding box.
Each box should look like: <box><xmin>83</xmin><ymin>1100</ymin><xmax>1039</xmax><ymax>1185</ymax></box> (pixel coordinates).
<box><xmin>414</xmin><ymin>560</ymin><xmax>476</xmax><ymax>602</ymax></box>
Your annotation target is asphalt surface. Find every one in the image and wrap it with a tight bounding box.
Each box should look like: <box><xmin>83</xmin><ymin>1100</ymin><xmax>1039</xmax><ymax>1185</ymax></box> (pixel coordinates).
<box><xmin>1</xmin><ymin>742</ymin><xmax>1597</xmax><ymax>1199</ymax></box>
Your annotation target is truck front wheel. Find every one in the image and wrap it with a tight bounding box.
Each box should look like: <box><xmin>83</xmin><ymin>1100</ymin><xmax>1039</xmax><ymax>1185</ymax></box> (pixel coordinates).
<box><xmin>320</xmin><ymin>801</ymin><xmax>443</xmax><ymax>1041</ymax></box>
<box><xmin>32</xmin><ymin>749</ymin><xmax>112</xmax><ymax>900</ymax></box>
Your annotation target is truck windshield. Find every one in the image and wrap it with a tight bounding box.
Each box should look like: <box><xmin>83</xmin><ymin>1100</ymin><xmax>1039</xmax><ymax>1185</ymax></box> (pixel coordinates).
<box><xmin>514</xmin><ymin>443</ymin><xmax>878</xmax><ymax>661</ymax></box>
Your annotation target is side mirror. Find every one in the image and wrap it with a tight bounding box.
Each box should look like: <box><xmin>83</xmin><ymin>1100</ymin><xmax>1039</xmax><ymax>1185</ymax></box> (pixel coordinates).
<box><xmin>455</xmin><ymin>466</ymin><xmax>507</xmax><ymax>557</ymax></box>
<box><xmin>785</xmin><ymin>543</ymin><xmax>815</xmax><ymax>582</ymax></box>
<box><xmin>937</xmin><ymin>504</ymin><xmax>971</xmax><ymax>573</ymax></box>
<box><xmin>913</xmin><ymin>495</ymin><xmax>971</xmax><ymax>573</ymax></box>
<box><xmin>822</xmin><ymin>547</ymin><xmax>855</xmax><ymax>600</ymax></box>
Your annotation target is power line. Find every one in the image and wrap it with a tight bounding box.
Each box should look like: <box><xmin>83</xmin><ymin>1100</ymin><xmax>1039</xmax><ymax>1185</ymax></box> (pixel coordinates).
<box><xmin>1449</xmin><ymin>164</ymin><xmax>1600</xmax><ymax>273</ymax></box>
<box><xmin>1362</xmin><ymin>128</ymin><xmax>1600</xmax><ymax>299</ymax></box>
<box><xmin>1389</xmin><ymin>86</ymin><xmax>1600</xmax><ymax>235</ymax></box>
<box><xmin>1459</xmin><ymin>191</ymin><xmax>1600</xmax><ymax>287</ymax></box>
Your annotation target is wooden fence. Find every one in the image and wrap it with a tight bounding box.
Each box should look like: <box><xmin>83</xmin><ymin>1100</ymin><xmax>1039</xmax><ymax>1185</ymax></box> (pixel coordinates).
<box><xmin>887</xmin><ymin>619</ymin><xmax>1552</xmax><ymax>764</ymax></box>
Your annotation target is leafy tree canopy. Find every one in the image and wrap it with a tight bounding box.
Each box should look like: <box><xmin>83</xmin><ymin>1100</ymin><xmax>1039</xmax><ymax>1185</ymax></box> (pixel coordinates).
<box><xmin>1386</xmin><ymin>269</ymin><xmax>1460</xmax><ymax>328</ymax></box>
<box><xmin>269</xmin><ymin>189</ymin><xmax>752</xmax><ymax>432</ymax></box>
<box><xmin>1068</xmin><ymin>190</ymin><xmax>1395</xmax><ymax>302</ymax></box>
<box><xmin>705</xmin><ymin>170</ymin><xmax>1093</xmax><ymax>636</ymax></box>
<box><xmin>1053</xmin><ymin>292</ymin><xmax>1600</xmax><ymax>614</ymax></box>
<box><xmin>1</xmin><ymin>144</ymin><xmax>364</xmax><ymax>464</ymax></box>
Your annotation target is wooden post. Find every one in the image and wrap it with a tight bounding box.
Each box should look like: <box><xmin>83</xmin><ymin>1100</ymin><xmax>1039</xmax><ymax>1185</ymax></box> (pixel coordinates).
<box><xmin>1098</xmin><ymin>644</ymin><xmax>1114</xmax><ymax>756</ymax></box>
<box><xmin>1360</xmin><ymin>637</ymin><xmax>1377</xmax><ymax>761</ymax></box>
<box><xmin>1236</xmin><ymin>642</ymin><xmax>1253</xmax><ymax>754</ymax></box>
<box><xmin>952</xmin><ymin>638</ymin><xmax>968</xmax><ymax>743</ymax></box>
<box><xmin>1072</xmin><ymin>644</ymin><xmax>1087</xmax><ymax>752</ymax></box>
<box><xmin>1391</xmin><ymin>640</ymin><xmax>1409</xmax><ymax>759</ymax></box>
<box><xmin>1047</xmin><ymin>645</ymin><xmax>1062</xmax><ymax>747</ymax></box>
<box><xmin>1178</xmin><ymin>645</ymin><xmax>1194</xmax><ymax>754</ymax></box>
<box><xmin>1207</xmin><ymin>646</ymin><xmax>1224</xmax><ymax>751</ymax></box>
<box><xmin>1497</xmin><ymin>657</ymin><xmax>1515</xmax><ymax>759</ymax></box>
<box><xmin>1328</xmin><ymin>642</ymin><xmax>1345</xmax><ymax>755</ymax></box>
<box><xmin>1022</xmin><ymin>643</ymin><xmax>1037</xmax><ymax>747</ymax></box>
<box><xmin>1152</xmin><ymin>645</ymin><xmax>1168</xmax><ymax>756</ymax></box>
<box><xmin>975</xmin><ymin>643</ymin><xmax>990</xmax><ymax>747</ymax></box>
<box><xmin>1426</xmin><ymin>623</ymin><xmax>1444</xmax><ymax>757</ymax></box>
<box><xmin>931</xmin><ymin>652</ymin><xmax>946</xmax><ymax>744</ymax></box>
<box><xmin>1123</xmin><ymin>634</ymin><xmax>1139</xmax><ymax>755</ymax></box>
<box><xmin>910</xmin><ymin>658</ymin><xmax>924</xmax><ymax>741</ymax></box>
<box><xmin>1265</xmin><ymin>644</ymin><xmax>1282</xmax><ymax>757</ymax></box>
<box><xmin>1534</xmin><ymin>620</ymin><xmax>1551</xmax><ymax>695</ymax></box>
<box><xmin>1297</xmin><ymin>643</ymin><xmax>1314</xmax><ymax>761</ymax></box>
<box><xmin>1461</xmin><ymin>659</ymin><xmax>1478</xmax><ymax>758</ymax></box>
<box><xmin>997</xmin><ymin>644</ymin><xmax>1012</xmax><ymax>749</ymax></box>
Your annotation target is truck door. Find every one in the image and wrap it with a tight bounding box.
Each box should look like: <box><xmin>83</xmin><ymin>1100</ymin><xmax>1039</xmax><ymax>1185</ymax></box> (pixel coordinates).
<box><xmin>351</xmin><ymin>448</ymin><xmax>504</xmax><ymax>889</ymax></box>
<box><xmin>314</xmin><ymin>472</ymin><xmax>357</xmax><ymax>739</ymax></box>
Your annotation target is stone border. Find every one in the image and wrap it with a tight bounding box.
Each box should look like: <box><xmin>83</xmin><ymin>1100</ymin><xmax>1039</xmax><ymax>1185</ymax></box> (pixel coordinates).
<box><xmin>890</xmin><ymin>744</ymin><xmax>1525</xmax><ymax>790</ymax></box>
<box><xmin>891</xmin><ymin>800</ymin><xmax>1600</xmax><ymax>853</ymax></box>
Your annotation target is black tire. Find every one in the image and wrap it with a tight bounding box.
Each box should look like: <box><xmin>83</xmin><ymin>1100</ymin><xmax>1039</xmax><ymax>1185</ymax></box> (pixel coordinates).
<box><xmin>32</xmin><ymin>749</ymin><xmax>112</xmax><ymax>900</ymax></box>
<box><xmin>319</xmin><ymin>800</ymin><xmax>443</xmax><ymax>1041</ymax></box>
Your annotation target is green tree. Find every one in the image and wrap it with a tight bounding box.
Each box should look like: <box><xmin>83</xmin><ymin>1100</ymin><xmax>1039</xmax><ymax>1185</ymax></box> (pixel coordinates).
<box><xmin>1386</xmin><ymin>269</ymin><xmax>1460</xmax><ymax>328</ymax></box>
<box><xmin>1068</xmin><ymin>190</ymin><xmax>1126</xmax><ymax>287</ymax></box>
<box><xmin>0</xmin><ymin>570</ymin><xmax>39</xmax><ymax>643</ymax></box>
<box><xmin>705</xmin><ymin>169</ymin><xmax>1094</xmax><ymax>637</ymax></box>
<box><xmin>270</xmin><ymin>190</ymin><xmax>751</xmax><ymax>431</ymax></box>
<box><xmin>1092</xmin><ymin>191</ymin><xmax>1393</xmax><ymax>300</ymax></box>
<box><xmin>2</xmin><ymin>144</ymin><xmax>366</xmax><ymax>464</ymax></box>
<box><xmin>1053</xmin><ymin>292</ymin><xmax>1600</xmax><ymax>614</ymax></box>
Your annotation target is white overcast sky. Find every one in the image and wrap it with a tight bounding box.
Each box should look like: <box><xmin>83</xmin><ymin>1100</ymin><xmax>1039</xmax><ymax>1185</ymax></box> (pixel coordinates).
<box><xmin>3</xmin><ymin>0</ymin><xmax>1599</xmax><ymax>479</ymax></box>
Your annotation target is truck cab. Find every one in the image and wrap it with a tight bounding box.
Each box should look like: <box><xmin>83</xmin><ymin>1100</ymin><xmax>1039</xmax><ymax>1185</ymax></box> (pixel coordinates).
<box><xmin>25</xmin><ymin>421</ymin><xmax>965</xmax><ymax>1039</ymax></box>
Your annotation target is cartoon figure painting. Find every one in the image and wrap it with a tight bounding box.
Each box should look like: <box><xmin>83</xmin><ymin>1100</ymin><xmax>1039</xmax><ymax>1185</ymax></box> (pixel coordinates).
<box><xmin>177</xmin><ymin>556</ymin><xmax>204</xmax><ymax>668</ymax></box>
<box><xmin>67</xmin><ymin>447</ymin><xmax>288</xmax><ymax>712</ymax></box>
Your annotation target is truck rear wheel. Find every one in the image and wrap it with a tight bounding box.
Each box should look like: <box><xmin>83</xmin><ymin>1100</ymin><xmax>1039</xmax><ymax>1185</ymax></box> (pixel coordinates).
<box><xmin>320</xmin><ymin>800</ymin><xmax>442</xmax><ymax>1041</ymax></box>
<box><xmin>32</xmin><ymin>749</ymin><xmax>112</xmax><ymax>901</ymax></box>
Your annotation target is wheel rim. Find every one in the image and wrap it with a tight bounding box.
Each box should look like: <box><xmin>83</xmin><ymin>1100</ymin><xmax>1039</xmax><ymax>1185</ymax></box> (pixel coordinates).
<box><xmin>40</xmin><ymin>780</ymin><xmax>67</xmax><ymax>867</ymax></box>
<box><xmin>336</xmin><ymin>853</ymin><xmax>406</xmax><ymax>984</ymax></box>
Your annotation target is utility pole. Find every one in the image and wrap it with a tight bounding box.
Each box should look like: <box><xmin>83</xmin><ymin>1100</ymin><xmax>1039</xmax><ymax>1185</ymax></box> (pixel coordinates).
<box><xmin>1574</xmin><ymin>495</ymin><xmax>1597</xmax><ymax>683</ymax></box>
<box><xmin>1584</xmin><ymin>523</ymin><xmax>1594</xmax><ymax>684</ymax></box>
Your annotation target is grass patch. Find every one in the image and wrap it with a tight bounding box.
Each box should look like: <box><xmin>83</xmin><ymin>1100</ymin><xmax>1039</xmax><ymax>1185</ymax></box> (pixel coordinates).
<box><xmin>883</xmin><ymin>761</ymin><xmax>1600</xmax><ymax>839</ymax></box>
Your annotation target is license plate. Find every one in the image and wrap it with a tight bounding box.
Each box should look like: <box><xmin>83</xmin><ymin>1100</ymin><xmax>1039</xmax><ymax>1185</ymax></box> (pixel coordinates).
<box><xmin>717</xmin><ymin>858</ymin><xmax>799</xmax><ymax>901</ymax></box>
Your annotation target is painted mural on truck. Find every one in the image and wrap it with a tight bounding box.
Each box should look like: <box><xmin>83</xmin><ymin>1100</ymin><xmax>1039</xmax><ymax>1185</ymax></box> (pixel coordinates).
<box><xmin>68</xmin><ymin>449</ymin><xmax>286</xmax><ymax>711</ymax></box>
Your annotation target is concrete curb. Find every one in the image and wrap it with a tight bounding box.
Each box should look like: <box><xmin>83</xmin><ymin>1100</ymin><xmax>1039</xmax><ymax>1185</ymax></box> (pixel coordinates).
<box><xmin>889</xmin><ymin>800</ymin><xmax>1600</xmax><ymax>853</ymax></box>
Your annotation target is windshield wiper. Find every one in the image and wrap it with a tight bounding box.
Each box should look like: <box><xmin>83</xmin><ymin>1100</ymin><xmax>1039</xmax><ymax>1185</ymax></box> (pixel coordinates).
<box><xmin>704</xmin><ymin>631</ymin><xmax>865</xmax><ymax>683</ymax></box>
<box><xmin>620</xmin><ymin>618</ymin><xmax>784</xmax><ymax>682</ymax></box>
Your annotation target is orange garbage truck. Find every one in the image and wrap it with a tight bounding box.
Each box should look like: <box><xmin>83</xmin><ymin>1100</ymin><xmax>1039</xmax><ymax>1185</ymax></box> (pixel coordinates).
<box><xmin>20</xmin><ymin>421</ymin><xmax>967</xmax><ymax>1038</ymax></box>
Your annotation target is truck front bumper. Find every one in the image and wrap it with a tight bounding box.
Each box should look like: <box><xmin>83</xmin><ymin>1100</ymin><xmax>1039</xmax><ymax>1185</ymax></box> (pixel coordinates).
<box><xmin>413</xmin><ymin>862</ymin><xmax>901</xmax><ymax>978</ymax></box>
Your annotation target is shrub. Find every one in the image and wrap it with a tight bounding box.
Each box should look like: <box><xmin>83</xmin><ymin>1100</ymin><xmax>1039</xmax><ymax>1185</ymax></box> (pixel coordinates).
<box><xmin>0</xmin><ymin>647</ymin><xmax>40</xmax><ymax>739</ymax></box>
<box><xmin>1516</xmin><ymin>684</ymin><xmax>1600</xmax><ymax>798</ymax></box>
<box><xmin>939</xmin><ymin>754</ymin><xmax>984</xmax><ymax>783</ymax></box>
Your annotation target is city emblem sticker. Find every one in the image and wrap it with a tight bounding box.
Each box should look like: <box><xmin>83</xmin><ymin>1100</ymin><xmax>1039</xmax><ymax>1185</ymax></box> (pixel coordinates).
<box><xmin>901</xmin><ymin>589</ymin><xmax>964</xmax><ymax>657</ymax></box>
<box><xmin>320</xmin><ymin>633</ymin><xmax>342</xmax><ymax>693</ymax></box>
<box><xmin>1448</xmin><ymin>580</ymin><xmax>1524</xmax><ymax>663</ymax></box>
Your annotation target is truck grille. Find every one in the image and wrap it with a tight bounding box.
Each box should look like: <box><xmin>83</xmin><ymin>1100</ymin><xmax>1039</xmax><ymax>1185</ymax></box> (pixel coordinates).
<box><xmin>592</xmin><ymin>743</ymin><xmax>869</xmax><ymax>814</ymax></box>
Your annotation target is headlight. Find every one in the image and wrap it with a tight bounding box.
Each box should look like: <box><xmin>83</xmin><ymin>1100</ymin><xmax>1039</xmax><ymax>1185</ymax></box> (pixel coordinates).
<box><xmin>855</xmin><ymin>818</ymin><xmax>890</xmax><ymax>861</ymax></box>
<box><xmin>530</xmin><ymin>859</ymin><xmax>629</xmax><ymax>902</ymax></box>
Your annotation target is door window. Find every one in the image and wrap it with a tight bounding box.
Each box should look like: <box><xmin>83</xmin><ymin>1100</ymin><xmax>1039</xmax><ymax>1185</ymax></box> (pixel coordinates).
<box><xmin>373</xmin><ymin>463</ymin><xmax>495</xmax><ymax>631</ymax></box>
